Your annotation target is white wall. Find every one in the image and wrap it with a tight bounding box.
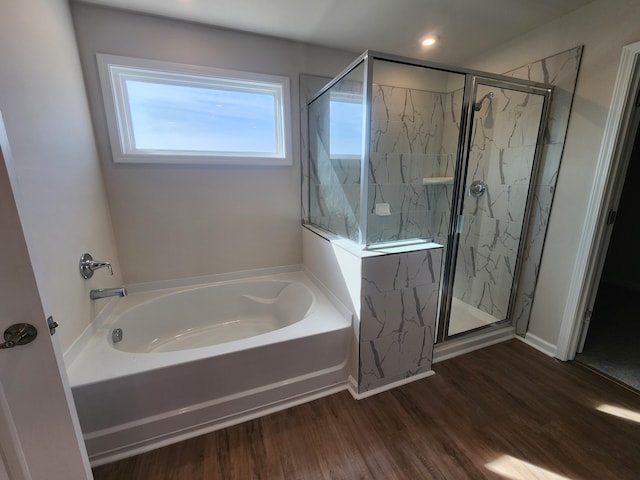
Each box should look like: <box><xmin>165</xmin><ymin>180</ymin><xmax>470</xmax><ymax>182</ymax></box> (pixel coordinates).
<box><xmin>462</xmin><ymin>0</ymin><xmax>640</xmax><ymax>348</ymax></box>
<box><xmin>70</xmin><ymin>3</ymin><xmax>356</xmax><ymax>284</ymax></box>
<box><xmin>0</xmin><ymin>0</ymin><xmax>121</xmax><ymax>352</ymax></box>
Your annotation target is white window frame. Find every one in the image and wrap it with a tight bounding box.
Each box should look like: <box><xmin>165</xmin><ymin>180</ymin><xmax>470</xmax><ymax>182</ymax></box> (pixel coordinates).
<box><xmin>96</xmin><ymin>53</ymin><xmax>292</xmax><ymax>166</ymax></box>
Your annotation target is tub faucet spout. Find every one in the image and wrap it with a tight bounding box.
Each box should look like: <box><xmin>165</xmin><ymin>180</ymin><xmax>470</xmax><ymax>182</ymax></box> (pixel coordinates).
<box><xmin>90</xmin><ymin>287</ymin><xmax>127</xmax><ymax>300</ymax></box>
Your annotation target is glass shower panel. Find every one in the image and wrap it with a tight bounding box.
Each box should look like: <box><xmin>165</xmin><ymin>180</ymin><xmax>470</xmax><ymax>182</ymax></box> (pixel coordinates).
<box><xmin>367</xmin><ymin>59</ymin><xmax>465</xmax><ymax>246</ymax></box>
<box><xmin>308</xmin><ymin>62</ymin><xmax>365</xmax><ymax>242</ymax></box>
<box><xmin>446</xmin><ymin>82</ymin><xmax>546</xmax><ymax>337</ymax></box>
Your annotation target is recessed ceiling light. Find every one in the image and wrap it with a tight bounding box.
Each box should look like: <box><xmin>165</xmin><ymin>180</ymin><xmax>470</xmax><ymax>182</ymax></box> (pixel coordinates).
<box><xmin>420</xmin><ymin>35</ymin><xmax>439</xmax><ymax>47</ymax></box>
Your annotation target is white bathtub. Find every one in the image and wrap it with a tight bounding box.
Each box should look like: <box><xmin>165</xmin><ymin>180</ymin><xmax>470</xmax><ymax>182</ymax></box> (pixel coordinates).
<box><xmin>66</xmin><ymin>270</ymin><xmax>352</xmax><ymax>466</ymax></box>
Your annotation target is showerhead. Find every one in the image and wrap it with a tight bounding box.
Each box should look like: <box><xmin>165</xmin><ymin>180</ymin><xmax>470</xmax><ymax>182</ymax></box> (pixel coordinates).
<box><xmin>473</xmin><ymin>91</ymin><xmax>494</xmax><ymax>129</ymax></box>
<box><xmin>473</xmin><ymin>91</ymin><xmax>494</xmax><ymax>111</ymax></box>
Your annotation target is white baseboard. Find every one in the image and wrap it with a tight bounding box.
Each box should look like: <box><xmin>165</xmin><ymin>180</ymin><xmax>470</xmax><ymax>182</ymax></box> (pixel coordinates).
<box><xmin>518</xmin><ymin>332</ymin><xmax>557</xmax><ymax>358</ymax></box>
<box><xmin>348</xmin><ymin>370</ymin><xmax>435</xmax><ymax>400</ymax></box>
<box><xmin>346</xmin><ymin>375</ymin><xmax>359</xmax><ymax>399</ymax></box>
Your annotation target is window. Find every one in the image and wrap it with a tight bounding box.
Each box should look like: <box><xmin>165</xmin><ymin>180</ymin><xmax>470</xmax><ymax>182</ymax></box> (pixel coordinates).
<box><xmin>329</xmin><ymin>92</ymin><xmax>363</xmax><ymax>159</ymax></box>
<box><xmin>96</xmin><ymin>54</ymin><xmax>292</xmax><ymax>165</ymax></box>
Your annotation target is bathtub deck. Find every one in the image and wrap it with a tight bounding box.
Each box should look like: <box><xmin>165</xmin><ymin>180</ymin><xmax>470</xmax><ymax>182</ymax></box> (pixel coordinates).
<box><xmin>92</xmin><ymin>340</ymin><xmax>640</xmax><ymax>480</ymax></box>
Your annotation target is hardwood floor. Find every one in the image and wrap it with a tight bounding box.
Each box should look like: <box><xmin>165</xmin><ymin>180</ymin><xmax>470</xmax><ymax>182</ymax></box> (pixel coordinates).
<box><xmin>92</xmin><ymin>340</ymin><xmax>640</xmax><ymax>479</ymax></box>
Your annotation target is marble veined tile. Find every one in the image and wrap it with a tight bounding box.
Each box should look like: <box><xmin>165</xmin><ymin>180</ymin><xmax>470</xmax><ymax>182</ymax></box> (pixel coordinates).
<box><xmin>483</xmin><ymin>146</ymin><xmax>536</xmax><ymax>187</ymax></box>
<box><xmin>360</xmin><ymin>282</ymin><xmax>439</xmax><ymax>342</ymax></box>
<box><xmin>359</xmin><ymin>325</ymin><xmax>434</xmax><ymax>392</ymax></box>
<box><xmin>478</xmin><ymin>184</ymin><xmax>529</xmax><ymax>226</ymax></box>
<box><xmin>505</xmin><ymin>47</ymin><xmax>582</xmax><ymax>145</ymax></box>
<box><xmin>536</xmin><ymin>143</ymin><xmax>563</xmax><ymax>186</ymax></box>
<box><xmin>385</xmin><ymin>153</ymin><xmax>425</xmax><ymax>185</ymax></box>
<box><xmin>362</xmin><ymin>249</ymin><xmax>441</xmax><ymax>295</ymax></box>
<box><xmin>368</xmin><ymin>153</ymin><xmax>388</xmax><ymax>184</ymax></box>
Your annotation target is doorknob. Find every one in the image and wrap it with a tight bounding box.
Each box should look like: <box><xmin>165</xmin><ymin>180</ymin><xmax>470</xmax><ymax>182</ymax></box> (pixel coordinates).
<box><xmin>0</xmin><ymin>323</ymin><xmax>37</xmax><ymax>349</ymax></box>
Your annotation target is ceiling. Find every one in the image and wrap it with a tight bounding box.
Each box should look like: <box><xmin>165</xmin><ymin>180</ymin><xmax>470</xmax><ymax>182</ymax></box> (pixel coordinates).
<box><xmin>78</xmin><ymin>0</ymin><xmax>595</xmax><ymax>64</ymax></box>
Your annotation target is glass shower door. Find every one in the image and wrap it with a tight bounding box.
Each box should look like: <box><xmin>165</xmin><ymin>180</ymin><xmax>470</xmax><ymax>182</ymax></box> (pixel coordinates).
<box><xmin>440</xmin><ymin>78</ymin><xmax>550</xmax><ymax>339</ymax></box>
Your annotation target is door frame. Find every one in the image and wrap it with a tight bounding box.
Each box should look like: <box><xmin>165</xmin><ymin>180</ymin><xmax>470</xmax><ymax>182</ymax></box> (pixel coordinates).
<box><xmin>556</xmin><ymin>41</ymin><xmax>640</xmax><ymax>360</ymax></box>
<box><xmin>437</xmin><ymin>75</ymin><xmax>552</xmax><ymax>342</ymax></box>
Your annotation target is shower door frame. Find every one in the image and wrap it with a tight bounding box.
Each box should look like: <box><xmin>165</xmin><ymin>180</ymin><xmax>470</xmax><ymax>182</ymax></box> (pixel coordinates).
<box><xmin>436</xmin><ymin>75</ymin><xmax>553</xmax><ymax>343</ymax></box>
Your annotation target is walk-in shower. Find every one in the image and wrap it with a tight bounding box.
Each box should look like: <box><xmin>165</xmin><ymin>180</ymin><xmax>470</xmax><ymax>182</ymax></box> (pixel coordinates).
<box><xmin>306</xmin><ymin>51</ymin><xmax>551</xmax><ymax>343</ymax></box>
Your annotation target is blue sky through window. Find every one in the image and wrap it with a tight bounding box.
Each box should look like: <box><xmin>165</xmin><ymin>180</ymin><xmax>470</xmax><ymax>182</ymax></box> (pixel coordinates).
<box><xmin>126</xmin><ymin>80</ymin><xmax>277</xmax><ymax>153</ymax></box>
<box><xmin>330</xmin><ymin>100</ymin><xmax>363</xmax><ymax>157</ymax></box>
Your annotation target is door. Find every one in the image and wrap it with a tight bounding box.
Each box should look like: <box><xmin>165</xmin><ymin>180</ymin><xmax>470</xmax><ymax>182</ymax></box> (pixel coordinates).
<box><xmin>0</xmin><ymin>117</ymin><xmax>92</xmax><ymax>479</ymax></box>
<box><xmin>438</xmin><ymin>78</ymin><xmax>551</xmax><ymax>340</ymax></box>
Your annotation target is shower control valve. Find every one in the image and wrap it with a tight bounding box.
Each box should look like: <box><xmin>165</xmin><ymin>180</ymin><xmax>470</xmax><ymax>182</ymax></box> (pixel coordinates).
<box><xmin>468</xmin><ymin>180</ymin><xmax>487</xmax><ymax>198</ymax></box>
<box><xmin>79</xmin><ymin>253</ymin><xmax>114</xmax><ymax>279</ymax></box>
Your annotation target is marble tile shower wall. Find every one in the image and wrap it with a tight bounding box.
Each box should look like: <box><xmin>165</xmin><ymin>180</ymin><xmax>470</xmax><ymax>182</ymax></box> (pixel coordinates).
<box><xmin>503</xmin><ymin>47</ymin><xmax>583</xmax><ymax>333</ymax></box>
<box><xmin>359</xmin><ymin>247</ymin><xmax>442</xmax><ymax>392</ymax></box>
<box><xmin>368</xmin><ymin>85</ymin><xmax>460</xmax><ymax>245</ymax></box>
<box><xmin>454</xmin><ymin>92</ymin><xmax>545</xmax><ymax>320</ymax></box>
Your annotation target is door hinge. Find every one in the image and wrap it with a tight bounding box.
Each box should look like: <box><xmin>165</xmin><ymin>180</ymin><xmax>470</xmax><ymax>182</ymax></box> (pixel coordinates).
<box><xmin>606</xmin><ymin>210</ymin><xmax>617</xmax><ymax>225</ymax></box>
<box><xmin>584</xmin><ymin>309</ymin><xmax>592</xmax><ymax>322</ymax></box>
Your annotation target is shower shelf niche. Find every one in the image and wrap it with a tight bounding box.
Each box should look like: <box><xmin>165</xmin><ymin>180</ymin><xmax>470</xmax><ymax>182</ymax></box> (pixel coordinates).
<box><xmin>422</xmin><ymin>176</ymin><xmax>454</xmax><ymax>185</ymax></box>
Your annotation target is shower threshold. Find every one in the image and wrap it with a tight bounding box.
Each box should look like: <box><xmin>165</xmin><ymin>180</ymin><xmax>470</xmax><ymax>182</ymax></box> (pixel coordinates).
<box><xmin>448</xmin><ymin>297</ymin><xmax>499</xmax><ymax>336</ymax></box>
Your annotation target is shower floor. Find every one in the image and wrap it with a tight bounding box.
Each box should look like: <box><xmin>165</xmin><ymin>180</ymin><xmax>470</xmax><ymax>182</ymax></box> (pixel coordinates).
<box><xmin>448</xmin><ymin>297</ymin><xmax>499</xmax><ymax>336</ymax></box>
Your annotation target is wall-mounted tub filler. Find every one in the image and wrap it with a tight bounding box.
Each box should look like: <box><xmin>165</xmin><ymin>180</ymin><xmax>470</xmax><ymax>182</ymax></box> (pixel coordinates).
<box><xmin>89</xmin><ymin>287</ymin><xmax>127</xmax><ymax>301</ymax></box>
<box><xmin>79</xmin><ymin>252</ymin><xmax>113</xmax><ymax>279</ymax></box>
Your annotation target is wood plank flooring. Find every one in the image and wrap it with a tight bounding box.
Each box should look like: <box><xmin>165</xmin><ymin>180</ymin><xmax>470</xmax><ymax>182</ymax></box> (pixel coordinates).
<box><xmin>92</xmin><ymin>340</ymin><xmax>640</xmax><ymax>479</ymax></box>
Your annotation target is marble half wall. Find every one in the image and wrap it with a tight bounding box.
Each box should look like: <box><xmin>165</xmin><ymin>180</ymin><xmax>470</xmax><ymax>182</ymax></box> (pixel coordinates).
<box><xmin>359</xmin><ymin>247</ymin><xmax>442</xmax><ymax>392</ymax></box>
<box><xmin>302</xmin><ymin>227</ymin><xmax>442</xmax><ymax>395</ymax></box>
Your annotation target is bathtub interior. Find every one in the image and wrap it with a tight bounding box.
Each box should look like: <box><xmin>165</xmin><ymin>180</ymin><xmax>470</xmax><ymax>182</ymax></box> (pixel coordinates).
<box><xmin>112</xmin><ymin>281</ymin><xmax>315</xmax><ymax>353</ymax></box>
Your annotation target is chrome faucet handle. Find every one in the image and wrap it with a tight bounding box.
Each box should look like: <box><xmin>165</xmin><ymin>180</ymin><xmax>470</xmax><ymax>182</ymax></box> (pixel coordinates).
<box><xmin>79</xmin><ymin>253</ymin><xmax>113</xmax><ymax>279</ymax></box>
